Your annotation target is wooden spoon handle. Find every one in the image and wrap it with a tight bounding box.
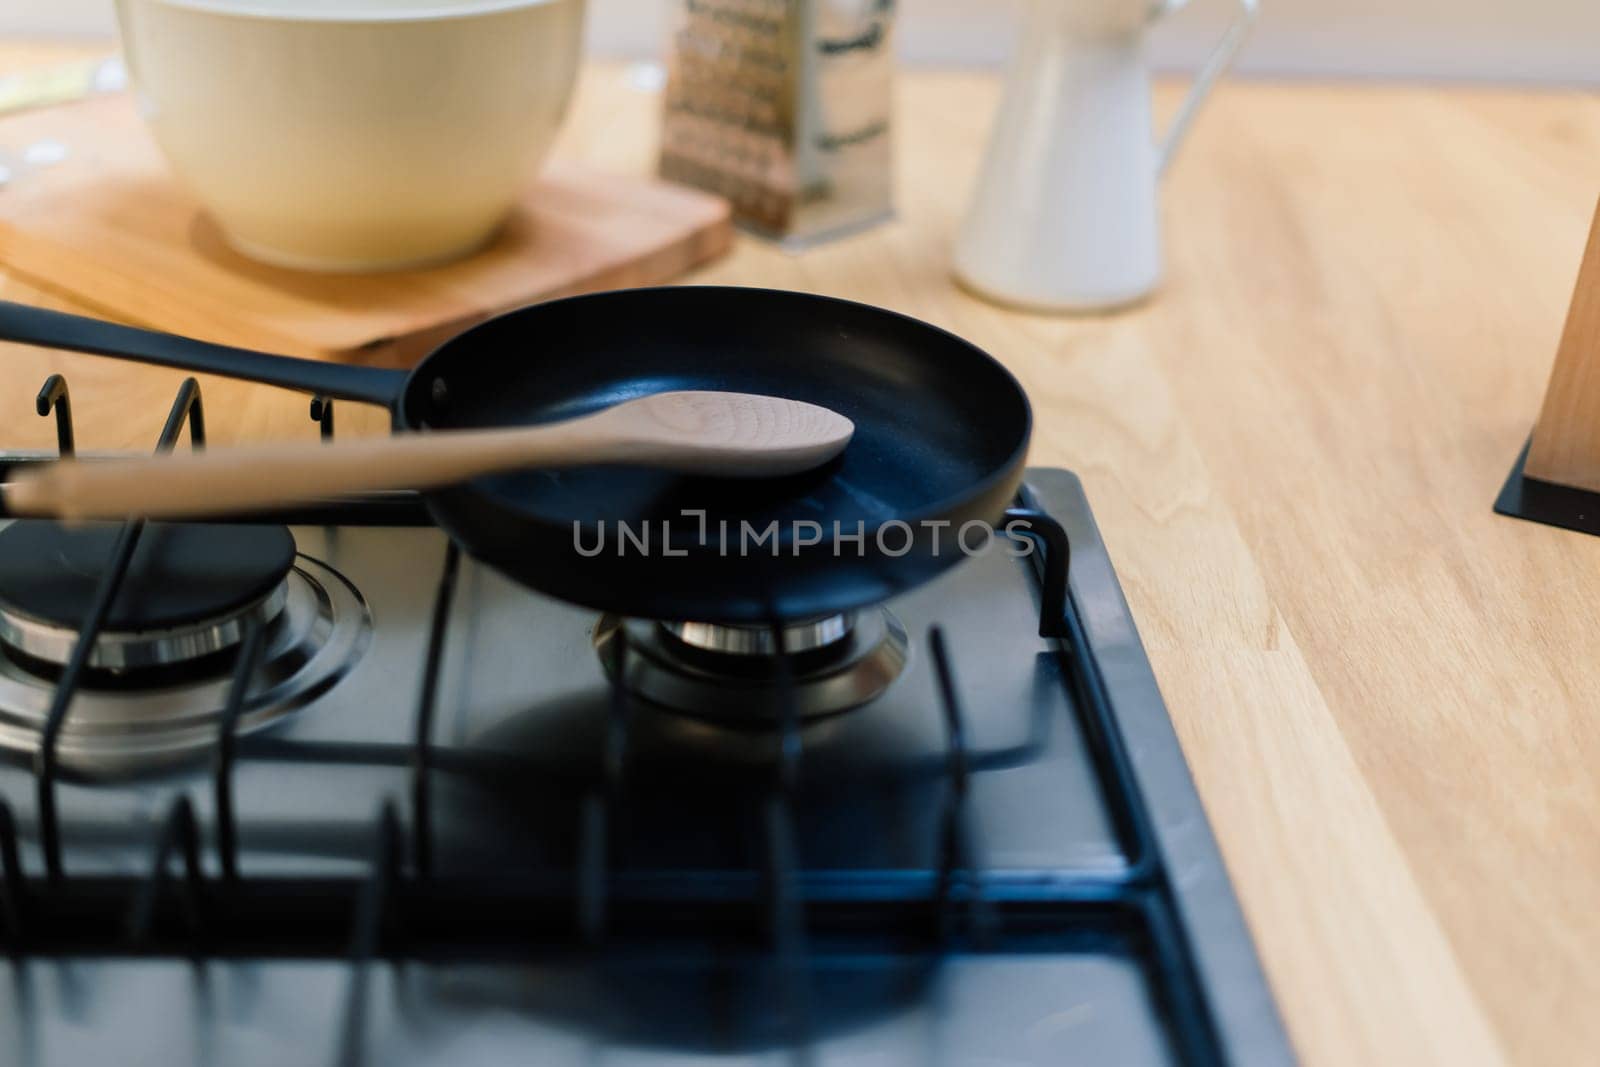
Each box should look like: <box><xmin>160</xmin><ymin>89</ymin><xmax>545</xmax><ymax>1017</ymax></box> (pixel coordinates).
<box><xmin>2</xmin><ymin>391</ymin><xmax>854</xmax><ymax>522</ymax></box>
<box><xmin>4</xmin><ymin>422</ymin><xmax>613</xmax><ymax>522</ymax></box>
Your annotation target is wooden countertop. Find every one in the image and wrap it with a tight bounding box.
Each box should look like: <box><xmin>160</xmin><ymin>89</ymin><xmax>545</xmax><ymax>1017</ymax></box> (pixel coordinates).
<box><xmin>3</xmin><ymin>40</ymin><xmax>1598</xmax><ymax>1067</ymax></box>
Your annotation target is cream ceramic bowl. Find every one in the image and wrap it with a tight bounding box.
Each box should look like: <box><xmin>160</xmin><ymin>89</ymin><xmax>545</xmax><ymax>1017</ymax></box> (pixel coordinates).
<box><xmin>115</xmin><ymin>0</ymin><xmax>586</xmax><ymax>271</ymax></box>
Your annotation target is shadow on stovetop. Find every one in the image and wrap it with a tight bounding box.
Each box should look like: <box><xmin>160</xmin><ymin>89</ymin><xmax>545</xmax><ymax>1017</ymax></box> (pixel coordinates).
<box><xmin>405</xmin><ymin>950</ymin><xmax>943</xmax><ymax>1055</ymax></box>
<box><xmin>433</xmin><ymin>652</ymin><xmax>1062</xmax><ymax>878</ymax></box>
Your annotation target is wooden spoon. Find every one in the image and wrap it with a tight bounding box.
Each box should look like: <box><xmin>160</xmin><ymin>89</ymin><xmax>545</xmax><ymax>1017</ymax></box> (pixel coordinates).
<box><xmin>4</xmin><ymin>391</ymin><xmax>854</xmax><ymax>522</ymax></box>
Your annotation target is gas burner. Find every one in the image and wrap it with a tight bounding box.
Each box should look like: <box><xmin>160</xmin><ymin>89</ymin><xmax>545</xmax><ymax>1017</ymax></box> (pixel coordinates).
<box><xmin>595</xmin><ymin>608</ymin><xmax>909</xmax><ymax>723</ymax></box>
<box><xmin>0</xmin><ymin>522</ymin><xmax>296</xmax><ymax>671</ymax></box>
<box><xmin>662</xmin><ymin>613</ymin><xmax>856</xmax><ymax>656</ymax></box>
<box><xmin>0</xmin><ymin>524</ymin><xmax>371</xmax><ymax>777</ymax></box>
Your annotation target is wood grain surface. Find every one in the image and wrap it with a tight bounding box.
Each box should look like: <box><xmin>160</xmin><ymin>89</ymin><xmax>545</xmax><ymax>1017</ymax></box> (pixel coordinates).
<box><xmin>0</xmin><ymin>94</ymin><xmax>732</xmax><ymax>363</ymax></box>
<box><xmin>2</xmin><ymin>41</ymin><xmax>1598</xmax><ymax>1067</ymax></box>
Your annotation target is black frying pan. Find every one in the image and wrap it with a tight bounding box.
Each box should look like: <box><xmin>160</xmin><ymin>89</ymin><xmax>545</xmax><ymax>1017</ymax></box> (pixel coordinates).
<box><xmin>0</xmin><ymin>288</ymin><xmax>1031</xmax><ymax>623</ymax></box>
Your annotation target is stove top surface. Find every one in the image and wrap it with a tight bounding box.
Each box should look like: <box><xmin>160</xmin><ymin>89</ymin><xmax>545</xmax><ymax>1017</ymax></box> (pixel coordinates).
<box><xmin>0</xmin><ymin>468</ymin><xmax>1292</xmax><ymax>1067</ymax></box>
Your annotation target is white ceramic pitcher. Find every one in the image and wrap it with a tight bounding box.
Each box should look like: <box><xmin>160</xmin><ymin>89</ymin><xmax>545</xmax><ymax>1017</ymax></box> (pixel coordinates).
<box><xmin>953</xmin><ymin>0</ymin><xmax>1257</xmax><ymax>312</ymax></box>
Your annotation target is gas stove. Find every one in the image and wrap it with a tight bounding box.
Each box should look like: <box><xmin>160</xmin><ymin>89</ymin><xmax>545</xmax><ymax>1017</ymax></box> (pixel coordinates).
<box><xmin>0</xmin><ymin>383</ymin><xmax>1292</xmax><ymax>1066</ymax></box>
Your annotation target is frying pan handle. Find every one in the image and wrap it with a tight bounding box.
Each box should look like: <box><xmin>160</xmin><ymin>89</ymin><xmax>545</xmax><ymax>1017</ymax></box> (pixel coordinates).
<box><xmin>0</xmin><ymin>300</ymin><xmax>408</xmax><ymax>409</ymax></box>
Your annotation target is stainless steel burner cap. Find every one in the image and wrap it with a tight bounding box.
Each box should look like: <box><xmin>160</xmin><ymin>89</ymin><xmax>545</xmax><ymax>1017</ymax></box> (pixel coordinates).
<box><xmin>0</xmin><ymin>582</ymin><xmax>289</xmax><ymax>671</ymax></box>
<box><xmin>0</xmin><ymin>521</ymin><xmax>298</xmax><ymax>671</ymax></box>
<box><xmin>0</xmin><ymin>555</ymin><xmax>371</xmax><ymax>778</ymax></box>
<box><xmin>661</xmin><ymin>613</ymin><xmax>857</xmax><ymax>657</ymax></box>
<box><xmin>596</xmin><ymin>608</ymin><xmax>909</xmax><ymax>722</ymax></box>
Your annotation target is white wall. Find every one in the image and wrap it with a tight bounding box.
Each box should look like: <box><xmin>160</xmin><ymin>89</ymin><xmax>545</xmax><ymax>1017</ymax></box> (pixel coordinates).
<box><xmin>5</xmin><ymin>0</ymin><xmax>1599</xmax><ymax>85</ymax></box>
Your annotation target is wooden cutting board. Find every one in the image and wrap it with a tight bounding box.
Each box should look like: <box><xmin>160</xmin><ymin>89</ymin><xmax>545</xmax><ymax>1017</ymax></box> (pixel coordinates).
<box><xmin>0</xmin><ymin>95</ymin><xmax>733</xmax><ymax>364</ymax></box>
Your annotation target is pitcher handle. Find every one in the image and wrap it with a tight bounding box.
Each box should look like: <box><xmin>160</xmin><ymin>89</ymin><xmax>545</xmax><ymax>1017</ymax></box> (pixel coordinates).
<box><xmin>1154</xmin><ymin>0</ymin><xmax>1259</xmax><ymax>175</ymax></box>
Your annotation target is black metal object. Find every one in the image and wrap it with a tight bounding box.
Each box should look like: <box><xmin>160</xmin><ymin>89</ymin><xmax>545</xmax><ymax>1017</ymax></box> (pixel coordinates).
<box><xmin>171</xmin><ymin>377</ymin><xmax>207</xmax><ymax>451</ymax></box>
<box><xmin>35</xmin><ymin>374</ymin><xmax>73</xmax><ymax>456</ymax></box>
<box><xmin>1494</xmin><ymin>437</ymin><xmax>1600</xmax><ymax>537</ymax></box>
<box><xmin>33</xmin><ymin>378</ymin><xmax>206</xmax><ymax>879</ymax></box>
<box><xmin>409</xmin><ymin>543</ymin><xmax>461</xmax><ymax>879</ymax></box>
<box><xmin>764</xmin><ymin>621</ymin><xmax>814</xmax><ymax>1060</ymax></box>
<box><xmin>1003</xmin><ymin>506</ymin><xmax>1070</xmax><ymax>637</ymax></box>
<box><xmin>338</xmin><ymin>803</ymin><xmax>402</xmax><ymax>1067</ymax></box>
<box><xmin>0</xmin><ymin>291</ymin><xmax>1031</xmax><ymax>624</ymax></box>
<box><xmin>311</xmin><ymin>395</ymin><xmax>336</xmax><ymax>440</ymax></box>
<box><xmin>0</xmin><ymin>300</ymin><xmax>404</xmax><ymax>406</ymax></box>
<box><xmin>579</xmin><ymin>622</ymin><xmax>633</xmax><ymax>948</ymax></box>
<box><xmin>928</xmin><ymin>626</ymin><xmax>993</xmax><ymax>944</ymax></box>
<box><xmin>126</xmin><ymin>796</ymin><xmax>204</xmax><ymax>952</ymax></box>
<box><xmin>31</xmin><ymin>518</ymin><xmax>140</xmax><ymax>880</ymax></box>
<box><xmin>214</xmin><ymin>618</ymin><xmax>269</xmax><ymax>882</ymax></box>
<box><xmin>0</xmin><ymin>798</ymin><xmax>22</xmax><ymax>946</ymax></box>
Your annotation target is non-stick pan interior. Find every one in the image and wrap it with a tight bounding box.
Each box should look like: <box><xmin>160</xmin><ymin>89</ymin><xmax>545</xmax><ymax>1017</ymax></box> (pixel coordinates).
<box><xmin>406</xmin><ymin>288</ymin><xmax>1029</xmax><ymax>538</ymax></box>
